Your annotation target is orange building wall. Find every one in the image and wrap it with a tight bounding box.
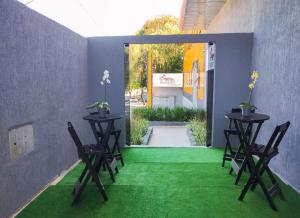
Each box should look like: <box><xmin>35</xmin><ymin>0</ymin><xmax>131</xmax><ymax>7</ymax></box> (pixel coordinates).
<box><xmin>183</xmin><ymin>41</ymin><xmax>205</xmax><ymax>100</ymax></box>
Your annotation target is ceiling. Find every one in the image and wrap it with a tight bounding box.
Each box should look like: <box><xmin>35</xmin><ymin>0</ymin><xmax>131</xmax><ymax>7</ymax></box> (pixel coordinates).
<box><xmin>179</xmin><ymin>0</ymin><xmax>227</xmax><ymax>31</ymax></box>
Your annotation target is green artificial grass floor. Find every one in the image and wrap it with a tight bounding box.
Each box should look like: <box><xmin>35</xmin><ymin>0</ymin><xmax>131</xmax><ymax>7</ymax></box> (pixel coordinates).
<box><xmin>18</xmin><ymin>148</ymin><xmax>300</xmax><ymax>218</ymax></box>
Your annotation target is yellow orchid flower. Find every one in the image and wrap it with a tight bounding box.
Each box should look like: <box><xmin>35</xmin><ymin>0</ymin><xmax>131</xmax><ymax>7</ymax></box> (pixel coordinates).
<box><xmin>251</xmin><ymin>70</ymin><xmax>259</xmax><ymax>80</ymax></box>
<box><xmin>248</xmin><ymin>83</ymin><xmax>255</xmax><ymax>89</ymax></box>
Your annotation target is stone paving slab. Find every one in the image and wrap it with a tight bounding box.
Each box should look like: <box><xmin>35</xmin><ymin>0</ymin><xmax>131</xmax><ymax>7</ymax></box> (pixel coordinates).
<box><xmin>148</xmin><ymin>126</ymin><xmax>192</xmax><ymax>147</ymax></box>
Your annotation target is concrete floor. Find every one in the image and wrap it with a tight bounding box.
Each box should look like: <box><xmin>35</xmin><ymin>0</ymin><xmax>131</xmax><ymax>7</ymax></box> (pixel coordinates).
<box><xmin>148</xmin><ymin>126</ymin><xmax>192</xmax><ymax>147</ymax></box>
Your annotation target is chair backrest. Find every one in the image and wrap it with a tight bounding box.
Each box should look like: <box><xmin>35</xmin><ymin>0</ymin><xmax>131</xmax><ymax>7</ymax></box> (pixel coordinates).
<box><xmin>67</xmin><ymin>122</ymin><xmax>84</xmax><ymax>158</ymax></box>
<box><xmin>228</xmin><ymin>108</ymin><xmax>242</xmax><ymax>129</ymax></box>
<box><xmin>263</xmin><ymin>121</ymin><xmax>290</xmax><ymax>156</ymax></box>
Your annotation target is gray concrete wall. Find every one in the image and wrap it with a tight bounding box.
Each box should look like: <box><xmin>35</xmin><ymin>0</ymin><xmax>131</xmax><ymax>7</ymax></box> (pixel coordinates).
<box><xmin>87</xmin><ymin>33</ymin><xmax>253</xmax><ymax>148</ymax></box>
<box><xmin>207</xmin><ymin>0</ymin><xmax>300</xmax><ymax>192</ymax></box>
<box><xmin>0</xmin><ymin>1</ymin><xmax>89</xmax><ymax>217</ymax></box>
<box><xmin>152</xmin><ymin>87</ymin><xmax>183</xmax><ymax>107</ymax></box>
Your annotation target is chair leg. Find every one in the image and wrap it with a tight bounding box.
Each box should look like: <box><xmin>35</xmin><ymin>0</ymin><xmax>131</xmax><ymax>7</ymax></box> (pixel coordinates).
<box><xmin>112</xmin><ymin>132</ymin><xmax>124</xmax><ymax>166</ymax></box>
<box><xmin>88</xmin><ymin>156</ymin><xmax>108</xmax><ymax>201</ymax></box>
<box><xmin>72</xmin><ymin>155</ymin><xmax>108</xmax><ymax>205</ymax></box>
<box><xmin>116</xmin><ymin>144</ymin><xmax>125</xmax><ymax>166</ymax></box>
<box><xmin>222</xmin><ymin>132</ymin><xmax>229</xmax><ymax>167</ymax></box>
<box><xmin>89</xmin><ymin>160</ymin><xmax>108</xmax><ymax>201</ymax></box>
<box><xmin>72</xmin><ymin>171</ymin><xmax>92</xmax><ymax>205</ymax></box>
<box><xmin>239</xmin><ymin>169</ymin><xmax>278</xmax><ymax>211</ymax></box>
<box><xmin>222</xmin><ymin>157</ymin><xmax>226</xmax><ymax>167</ymax></box>
<box><xmin>235</xmin><ymin>159</ymin><xmax>246</xmax><ymax>185</ymax></box>
<box><xmin>265</xmin><ymin>167</ymin><xmax>285</xmax><ymax>201</ymax></box>
<box><xmin>258</xmin><ymin>177</ymin><xmax>278</xmax><ymax>211</ymax></box>
<box><xmin>251</xmin><ymin>164</ymin><xmax>265</xmax><ymax>191</ymax></box>
<box><xmin>239</xmin><ymin>173</ymin><xmax>256</xmax><ymax>201</ymax></box>
<box><xmin>104</xmin><ymin>157</ymin><xmax>115</xmax><ymax>182</ymax></box>
<box><xmin>229</xmin><ymin>144</ymin><xmax>242</xmax><ymax>175</ymax></box>
<box><xmin>72</xmin><ymin>156</ymin><xmax>95</xmax><ymax>194</ymax></box>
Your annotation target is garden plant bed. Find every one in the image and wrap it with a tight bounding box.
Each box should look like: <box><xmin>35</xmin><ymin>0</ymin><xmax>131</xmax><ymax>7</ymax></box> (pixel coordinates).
<box><xmin>130</xmin><ymin>107</ymin><xmax>207</xmax><ymax>146</ymax></box>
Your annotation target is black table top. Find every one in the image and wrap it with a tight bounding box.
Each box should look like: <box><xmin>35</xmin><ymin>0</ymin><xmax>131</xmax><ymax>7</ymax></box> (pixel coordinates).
<box><xmin>83</xmin><ymin>113</ymin><xmax>122</xmax><ymax>122</ymax></box>
<box><xmin>225</xmin><ymin>112</ymin><xmax>270</xmax><ymax>123</ymax></box>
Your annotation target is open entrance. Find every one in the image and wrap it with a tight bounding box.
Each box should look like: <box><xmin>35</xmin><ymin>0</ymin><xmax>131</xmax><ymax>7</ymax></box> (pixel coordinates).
<box><xmin>125</xmin><ymin>42</ymin><xmax>215</xmax><ymax>147</ymax></box>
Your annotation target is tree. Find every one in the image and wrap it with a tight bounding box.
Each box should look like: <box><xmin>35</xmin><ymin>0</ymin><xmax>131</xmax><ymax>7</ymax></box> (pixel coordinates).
<box><xmin>127</xmin><ymin>16</ymin><xmax>184</xmax><ymax>104</ymax></box>
<box><xmin>136</xmin><ymin>15</ymin><xmax>181</xmax><ymax>36</ymax></box>
<box><xmin>135</xmin><ymin>16</ymin><xmax>183</xmax><ymax>73</ymax></box>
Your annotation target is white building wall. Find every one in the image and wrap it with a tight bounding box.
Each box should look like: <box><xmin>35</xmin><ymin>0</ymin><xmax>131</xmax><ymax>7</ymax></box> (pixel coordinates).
<box><xmin>152</xmin><ymin>87</ymin><xmax>183</xmax><ymax>108</ymax></box>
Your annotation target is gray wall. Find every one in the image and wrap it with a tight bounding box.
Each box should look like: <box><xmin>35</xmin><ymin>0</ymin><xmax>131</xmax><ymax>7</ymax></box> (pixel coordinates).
<box><xmin>182</xmin><ymin>92</ymin><xmax>206</xmax><ymax>110</ymax></box>
<box><xmin>207</xmin><ymin>0</ymin><xmax>300</xmax><ymax>192</ymax></box>
<box><xmin>152</xmin><ymin>87</ymin><xmax>183</xmax><ymax>107</ymax></box>
<box><xmin>0</xmin><ymin>1</ymin><xmax>89</xmax><ymax>217</ymax></box>
<box><xmin>87</xmin><ymin>34</ymin><xmax>253</xmax><ymax>147</ymax></box>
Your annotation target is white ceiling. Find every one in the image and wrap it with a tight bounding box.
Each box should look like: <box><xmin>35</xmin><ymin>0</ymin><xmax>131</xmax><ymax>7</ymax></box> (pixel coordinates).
<box><xmin>17</xmin><ymin>0</ymin><xmax>183</xmax><ymax>37</ymax></box>
<box><xmin>180</xmin><ymin>0</ymin><xmax>226</xmax><ymax>31</ymax></box>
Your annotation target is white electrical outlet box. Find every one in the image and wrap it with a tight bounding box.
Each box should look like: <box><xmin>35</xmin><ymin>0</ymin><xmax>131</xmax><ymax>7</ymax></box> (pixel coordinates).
<box><xmin>9</xmin><ymin>123</ymin><xmax>34</xmax><ymax>160</ymax></box>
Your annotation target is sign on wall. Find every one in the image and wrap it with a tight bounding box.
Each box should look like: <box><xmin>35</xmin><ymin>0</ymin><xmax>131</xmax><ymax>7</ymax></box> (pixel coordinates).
<box><xmin>207</xmin><ymin>43</ymin><xmax>215</xmax><ymax>70</ymax></box>
<box><xmin>153</xmin><ymin>73</ymin><xmax>183</xmax><ymax>87</ymax></box>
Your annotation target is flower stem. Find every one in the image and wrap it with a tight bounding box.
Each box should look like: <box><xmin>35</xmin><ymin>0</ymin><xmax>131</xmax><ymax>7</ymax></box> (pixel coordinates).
<box><xmin>104</xmin><ymin>83</ymin><xmax>107</xmax><ymax>102</ymax></box>
<box><xmin>248</xmin><ymin>89</ymin><xmax>253</xmax><ymax>104</ymax></box>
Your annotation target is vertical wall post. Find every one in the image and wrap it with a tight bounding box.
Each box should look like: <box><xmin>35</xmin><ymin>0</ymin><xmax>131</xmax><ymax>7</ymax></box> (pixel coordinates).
<box><xmin>147</xmin><ymin>48</ymin><xmax>153</xmax><ymax>107</ymax></box>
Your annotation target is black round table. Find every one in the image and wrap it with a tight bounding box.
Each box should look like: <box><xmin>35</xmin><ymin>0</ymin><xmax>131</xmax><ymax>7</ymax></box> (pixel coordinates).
<box><xmin>224</xmin><ymin>112</ymin><xmax>270</xmax><ymax>184</ymax></box>
<box><xmin>225</xmin><ymin>112</ymin><xmax>270</xmax><ymax>123</ymax></box>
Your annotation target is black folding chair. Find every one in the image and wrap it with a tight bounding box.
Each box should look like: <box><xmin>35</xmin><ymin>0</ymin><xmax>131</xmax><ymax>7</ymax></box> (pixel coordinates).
<box><xmin>222</xmin><ymin>108</ymin><xmax>254</xmax><ymax>167</ymax></box>
<box><xmin>238</xmin><ymin>121</ymin><xmax>290</xmax><ymax>211</ymax></box>
<box><xmin>67</xmin><ymin>122</ymin><xmax>108</xmax><ymax>205</ymax></box>
<box><xmin>95</xmin><ymin>120</ymin><xmax>124</xmax><ymax>166</ymax></box>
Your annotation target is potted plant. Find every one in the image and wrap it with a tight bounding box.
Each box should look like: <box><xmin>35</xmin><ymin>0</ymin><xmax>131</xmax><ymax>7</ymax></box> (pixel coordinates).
<box><xmin>240</xmin><ymin>70</ymin><xmax>259</xmax><ymax>116</ymax></box>
<box><xmin>87</xmin><ymin>101</ymin><xmax>110</xmax><ymax>117</ymax></box>
<box><xmin>87</xmin><ymin>70</ymin><xmax>111</xmax><ymax>117</ymax></box>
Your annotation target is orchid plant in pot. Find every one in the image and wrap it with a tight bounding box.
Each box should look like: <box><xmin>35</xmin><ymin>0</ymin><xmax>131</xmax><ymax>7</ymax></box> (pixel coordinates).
<box><xmin>240</xmin><ymin>70</ymin><xmax>260</xmax><ymax>116</ymax></box>
<box><xmin>87</xmin><ymin>70</ymin><xmax>111</xmax><ymax>117</ymax></box>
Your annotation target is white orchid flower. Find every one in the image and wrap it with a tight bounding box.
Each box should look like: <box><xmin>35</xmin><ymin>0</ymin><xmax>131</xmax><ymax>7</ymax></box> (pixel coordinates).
<box><xmin>104</xmin><ymin>70</ymin><xmax>109</xmax><ymax>76</ymax></box>
<box><xmin>104</xmin><ymin>74</ymin><xmax>110</xmax><ymax>80</ymax></box>
<box><xmin>99</xmin><ymin>69</ymin><xmax>111</xmax><ymax>86</ymax></box>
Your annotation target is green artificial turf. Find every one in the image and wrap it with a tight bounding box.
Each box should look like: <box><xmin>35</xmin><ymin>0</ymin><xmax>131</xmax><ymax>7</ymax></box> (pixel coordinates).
<box><xmin>18</xmin><ymin>148</ymin><xmax>300</xmax><ymax>218</ymax></box>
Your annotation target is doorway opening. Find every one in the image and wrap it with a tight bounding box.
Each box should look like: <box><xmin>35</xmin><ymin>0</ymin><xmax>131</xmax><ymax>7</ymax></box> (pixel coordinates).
<box><xmin>124</xmin><ymin>42</ymin><xmax>215</xmax><ymax>147</ymax></box>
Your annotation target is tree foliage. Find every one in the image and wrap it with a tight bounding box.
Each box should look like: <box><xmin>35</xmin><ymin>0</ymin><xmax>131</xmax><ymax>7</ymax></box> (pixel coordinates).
<box><xmin>136</xmin><ymin>15</ymin><xmax>181</xmax><ymax>36</ymax></box>
<box><xmin>127</xmin><ymin>16</ymin><xmax>183</xmax><ymax>91</ymax></box>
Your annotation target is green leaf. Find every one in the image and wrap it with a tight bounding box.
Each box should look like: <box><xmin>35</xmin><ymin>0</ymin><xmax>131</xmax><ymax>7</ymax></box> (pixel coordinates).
<box><xmin>86</xmin><ymin>101</ymin><xmax>100</xmax><ymax>109</ymax></box>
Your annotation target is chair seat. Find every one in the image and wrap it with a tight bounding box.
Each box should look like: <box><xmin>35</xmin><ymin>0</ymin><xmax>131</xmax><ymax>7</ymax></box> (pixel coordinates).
<box><xmin>82</xmin><ymin>144</ymin><xmax>103</xmax><ymax>154</ymax></box>
<box><xmin>97</xmin><ymin>129</ymin><xmax>121</xmax><ymax>137</ymax></box>
<box><xmin>249</xmin><ymin>144</ymin><xmax>278</xmax><ymax>157</ymax></box>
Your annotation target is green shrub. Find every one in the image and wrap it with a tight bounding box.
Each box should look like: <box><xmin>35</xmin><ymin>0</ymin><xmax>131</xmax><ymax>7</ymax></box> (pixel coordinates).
<box><xmin>132</xmin><ymin>107</ymin><xmax>206</xmax><ymax>122</ymax></box>
<box><xmin>130</xmin><ymin>118</ymin><xmax>149</xmax><ymax>145</ymax></box>
<box><xmin>188</xmin><ymin>119</ymin><xmax>207</xmax><ymax>145</ymax></box>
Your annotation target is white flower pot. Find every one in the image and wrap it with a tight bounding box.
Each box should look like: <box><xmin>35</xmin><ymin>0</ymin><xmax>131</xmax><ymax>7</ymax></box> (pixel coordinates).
<box><xmin>241</xmin><ymin>106</ymin><xmax>251</xmax><ymax>117</ymax></box>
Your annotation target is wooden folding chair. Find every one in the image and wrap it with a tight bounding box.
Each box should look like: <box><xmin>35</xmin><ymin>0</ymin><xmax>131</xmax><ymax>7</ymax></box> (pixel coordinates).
<box><xmin>95</xmin><ymin>121</ymin><xmax>124</xmax><ymax>166</ymax></box>
<box><xmin>67</xmin><ymin>122</ymin><xmax>108</xmax><ymax>205</ymax></box>
<box><xmin>223</xmin><ymin>108</ymin><xmax>253</xmax><ymax>167</ymax></box>
<box><xmin>238</xmin><ymin>121</ymin><xmax>290</xmax><ymax>211</ymax></box>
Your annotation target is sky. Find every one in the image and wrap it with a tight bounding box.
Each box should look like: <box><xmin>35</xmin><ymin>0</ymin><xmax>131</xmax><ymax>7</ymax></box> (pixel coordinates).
<box><xmin>18</xmin><ymin>0</ymin><xmax>183</xmax><ymax>37</ymax></box>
